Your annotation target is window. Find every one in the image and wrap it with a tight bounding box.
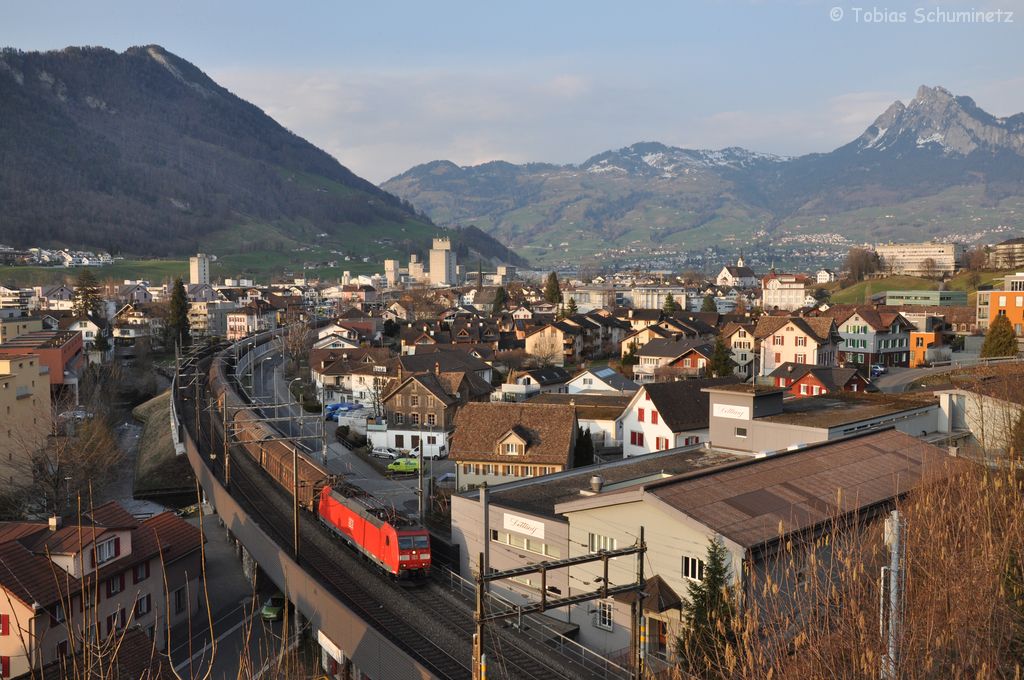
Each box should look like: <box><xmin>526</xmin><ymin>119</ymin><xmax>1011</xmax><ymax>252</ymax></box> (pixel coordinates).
<box><xmin>799</xmin><ymin>384</ymin><xmax>808</xmax><ymax>395</ymax></box>
<box><xmin>427</xmin><ymin>435</ymin><xmax>437</xmax><ymax>445</ymax></box>
<box><xmin>426</xmin><ymin>413</ymin><xmax>436</xmax><ymax>426</ymax></box>
<box><xmin>107</xmin><ymin>573</ymin><xmax>125</xmax><ymax>597</ymax></box>
<box><xmin>773</xmin><ymin>335</ymin><xmax>784</xmax><ymax>345</ymax></box>
<box><xmin>174</xmin><ymin>588</ymin><xmax>186</xmax><ymax>615</ymax></box>
<box><xmin>136</xmin><ymin>593</ymin><xmax>152</xmax><ymax>616</ymax></box>
<box><xmin>682</xmin><ymin>555</ymin><xmax>706</xmax><ymax>581</ymax></box>
<box><xmin>629</xmin><ymin>431</ymin><xmax>644</xmax><ymax>447</ymax></box>
<box><xmin>795</xmin><ymin>354</ymin><xmax>806</xmax><ymax>364</ymax></box>
<box><xmin>651</xmin><ymin>410</ymin><xmax>659</xmax><ymax>425</ymax></box>
<box><xmin>637</xmin><ymin>408</ymin><xmax>645</xmax><ymax>423</ymax></box>
<box><xmin>505</xmin><ymin>442</ymin><xmax>520</xmax><ymax>455</ymax></box>
<box><xmin>394</xmin><ymin>413</ymin><xmax>404</xmax><ymax>424</ymax></box>
<box><xmin>133</xmin><ymin>561</ymin><xmax>150</xmax><ymax>584</ymax></box>
<box><xmin>596</xmin><ymin>601</ymin><xmax>614</xmax><ymax>631</ymax></box>
<box><xmin>394</xmin><ymin>435</ymin><xmax>404</xmax><ymax>448</ymax></box>
<box><xmin>94</xmin><ymin>537</ymin><xmax>120</xmax><ymax>566</ymax></box>
<box><xmin>410</xmin><ymin>395</ymin><xmax>419</xmax><ymax>407</ymax></box>
<box><xmin>795</xmin><ymin>336</ymin><xmax>806</xmax><ymax>347</ymax></box>
<box><xmin>410</xmin><ymin>413</ymin><xmax>420</xmax><ymax>425</ymax></box>
<box><xmin>589</xmin><ymin>533</ymin><xmax>617</xmax><ymax>552</ymax></box>
<box><xmin>735</xmin><ymin>427</ymin><xmax>747</xmax><ymax>438</ymax></box>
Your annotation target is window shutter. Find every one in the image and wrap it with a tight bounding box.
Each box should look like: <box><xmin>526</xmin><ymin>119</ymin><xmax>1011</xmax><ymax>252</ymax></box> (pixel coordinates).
<box><xmin>0</xmin><ymin>614</ymin><xmax>8</xmax><ymax>635</ymax></box>
<box><xmin>145</xmin><ymin>561</ymin><xmax>151</xmax><ymax>579</ymax></box>
<box><xmin>113</xmin><ymin>537</ymin><xmax>121</xmax><ymax>557</ymax></box>
<box><xmin>106</xmin><ymin>579</ymin><xmax>112</xmax><ymax>599</ymax></box>
<box><xmin>119</xmin><ymin>573</ymin><xmax>125</xmax><ymax>592</ymax></box>
<box><xmin>89</xmin><ymin>551</ymin><xmax>95</xmax><ymax>569</ymax></box>
<box><xmin>1</xmin><ymin>655</ymin><xmax>8</xmax><ymax>677</ymax></box>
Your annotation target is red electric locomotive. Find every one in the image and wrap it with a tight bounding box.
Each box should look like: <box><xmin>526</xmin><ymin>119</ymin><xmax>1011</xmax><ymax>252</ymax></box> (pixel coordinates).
<box><xmin>317</xmin><ymin>483</ymin><xmax>431</xmax><ymax>579</ymax></box>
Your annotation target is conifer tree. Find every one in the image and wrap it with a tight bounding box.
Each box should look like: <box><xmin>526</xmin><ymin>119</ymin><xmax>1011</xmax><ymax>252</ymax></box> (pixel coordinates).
<box><xmin>701</xmin><ymin>294</ymin><xmax>717</xmax><ymax>313</ymax></box>
<box><xmin>565</xmin><ymin>296</ymin><xmax>578</xmax><ymax>316</ymax></box>
<box><xmin>663</xmin><ymin>293</ymin><xmax>679</xmax><ymax>313</ymax></box>
<box><xmin>73</xmin><ymin>268</ymin><xmax>102</xmax><ymax>318</ymax></box>
<box><xmin>676</xmin><ymin>536</ymin><xmax>735</xmax><ymax>675</ymax></box>
<box><xmin>491</xmin><ymin>286</ymin><xmax>508</xmax><ymax>314</ymax></box>
<box><xmin>981</xmin><ymin>314</ymin><xmax>1018</xmax><ymax>358</ymax></box>
<box><xmin>544</xmin><ymin>272</ymin><xmax>562</xmax><ymax>305</ymax></box>
<box><xmin>573</xmin><ymin>426</ymin><xmax>594</xmax><ymax>467</ymax></box>
<box><xmin>168</xmin><ymin>277</ymin><xmax>192</xmax><ymax>348</ymax></box>
<box><xmin>709</xmin><ymin>335</ymin><xmax>733</xmax><ymax>377</ymax></box>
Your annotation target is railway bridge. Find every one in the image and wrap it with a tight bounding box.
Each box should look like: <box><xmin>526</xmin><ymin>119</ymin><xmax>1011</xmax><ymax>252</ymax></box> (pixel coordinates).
<box><xmin>170</xmin><ymin>333</ymin><xmax>631</xmax><ymax>680</ymax></box>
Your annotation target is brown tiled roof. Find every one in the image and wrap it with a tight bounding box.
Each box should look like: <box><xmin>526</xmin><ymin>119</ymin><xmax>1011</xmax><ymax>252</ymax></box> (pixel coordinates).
<box><xmin>530</xmin><ymin>393</ymin><xmax>631</xmax><ymax>421</ymax></box>
<box><xmin>768</xmin><ymin>363</ymin><xmax>867</xmax><ymax>391</ymax></box>
<box><xmin>643</xmin><ymin>377</ymin><xmax>741</xmax><ymax>432</ymax></box>
<box><xmin>450</xmin><ymin>402</ymin><xmax>577</xmax><ymax>465</ymax></box>
<box><xmin>614</xmin><ymin>575</ymin><xmax>682</xmax><ymax>613</ymax></box>
<box><xmin>753</xmin><ymin>316</ymin><xmax>836</xmax><ymax>343</ymax></box>
<box><xmin>646</xmin><ymin>429</ymin><xmax>957</xmax><ymax>551</ymax></box>
<box><xmin>87</xmin><ymin>501</ymin><xmax>140</xmax><ymax>529</ymax></box>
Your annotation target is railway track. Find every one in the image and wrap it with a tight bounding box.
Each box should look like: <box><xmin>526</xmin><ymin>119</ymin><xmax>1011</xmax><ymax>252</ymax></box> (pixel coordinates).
<box><xmin>183</xmin><ymin>349</ymin><xmax>587</xmax><ymax>680</ymax></box>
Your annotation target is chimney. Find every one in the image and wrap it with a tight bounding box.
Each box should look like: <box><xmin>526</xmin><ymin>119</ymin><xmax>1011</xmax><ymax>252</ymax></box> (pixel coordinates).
<box><xmin>49</xmin><ymin>516</ymin><xmax>62</xmax><ymax>532</ymax></box>
<box><xmin>589</xmin><ymin>475</ymin><xmax>604</xmax><ymax>493</ymax></box>
<box><xmin>434</xmin><ymin>362</ymin><xmax>441</xmax><ymax>376</ymax></box>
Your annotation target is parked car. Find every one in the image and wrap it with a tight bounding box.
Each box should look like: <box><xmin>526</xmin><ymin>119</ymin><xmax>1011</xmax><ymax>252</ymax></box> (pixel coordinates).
<box><xmin>387</xmin><ymin>457</ymin><xmax>420</xmax><ymax>474</ymax></box>
<box><xmin>371</xmin><ymin>446</ymin><xmax>401</xmax><ymax>460</ymax></box>
<box><xmin>870</xmin><ymin>364</ymin><xmax>887</xmax><ymax>377</ymax></box>
<box><xmin>260</xmin><ymin>592</ymin><xmax>286</xmax><ymax>621</ymax></box>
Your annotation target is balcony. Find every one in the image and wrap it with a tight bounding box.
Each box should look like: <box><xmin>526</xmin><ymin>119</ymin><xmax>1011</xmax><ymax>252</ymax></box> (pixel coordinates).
<box><xmin>16</xmin><ymin>385</ymin><xmax>31</xmax><ymax>399</ymax></box>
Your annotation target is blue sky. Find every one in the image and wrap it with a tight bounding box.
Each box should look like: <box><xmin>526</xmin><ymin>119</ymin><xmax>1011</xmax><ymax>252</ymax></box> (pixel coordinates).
<box><xmin>5</xmin><ymin>0</ymin><xmax>1023</xmax><ymax>181</ymax></box>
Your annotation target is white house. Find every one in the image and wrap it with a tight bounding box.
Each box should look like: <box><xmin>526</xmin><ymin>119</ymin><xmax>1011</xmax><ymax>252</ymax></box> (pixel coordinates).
<box><xmin>715</xmin><ymin>255</ymin><xmax>758</xmax><ymax>288</ymax></box>
<box><xmin>816</xmin><ymin>269</ymin><xmax>836</xmax><ymax>284</ymax></box>
<box><xmin>567</xmin><ymin>367</ymin><xmax>639</xmax><ymax>394</ymax></box>
<box><xmin>619</xmin><ymin>378</ymin><xmax>738</xmax><ymax>457</ymax></box>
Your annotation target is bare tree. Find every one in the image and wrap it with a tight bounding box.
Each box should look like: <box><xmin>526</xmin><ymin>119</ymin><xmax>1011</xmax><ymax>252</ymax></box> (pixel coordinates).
<box><xmin>922</xmin><ymin>257</ymin><xmax>940</xmax><ymax>280</ymax></box>
<box><xmin>278</xmin><ymin>319</ymin><xmax>314</xmax><ymax>378</ymax></box>
<box><xmin>528</xmin><ymin>332</ymin><xmax>564</xmax><ymax>368</ymax></box>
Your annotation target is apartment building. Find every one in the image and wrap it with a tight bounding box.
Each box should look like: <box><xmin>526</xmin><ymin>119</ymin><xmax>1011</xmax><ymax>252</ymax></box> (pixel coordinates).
<box><xmin>761</xmin><ymin>273</ymin><xmax>811</xmax><ymax>311</ymax></box>
<box><xmin>428</xmin><ymin>238</ymin><xmax>457</xmax><ymax>287</ymax></box>
<box><xmin>987</xmin><ymin>237</ymin><xmax>1024</xmax><ymax>270</ymax></box>
<box><xmin>976</xmin><ymin>272</ymin><xmax>1024</xmax><ymax>337</ymax></box>
<box><xmin>0</xmin><ymin>504</ymin><xmax>203</xmax><ymax>677</ymax></box>
<box><xmin>0</xmin><ymin>354</ymin><xmax>52</xmax><ymax>488</ymax></box>
<box><xmin>754</xmin><ymin>316</ymin><xmax>841</xmax><ymax>375</ymax></box>
<box><xmin>824</xmin><ymin>306</ymin><xmax>912</xmax><ymax>367</ymax></box>
<box><xmin>875</xmin><ymin>242</ymin><xmax>964</xmax><ymax>277</ymax></box>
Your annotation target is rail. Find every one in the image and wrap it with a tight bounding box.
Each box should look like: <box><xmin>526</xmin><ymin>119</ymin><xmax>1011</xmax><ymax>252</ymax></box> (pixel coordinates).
<box><xmin>435</xmin><ymin>568</ymin><xmax>631</xmax><ymax>680</ymax></box>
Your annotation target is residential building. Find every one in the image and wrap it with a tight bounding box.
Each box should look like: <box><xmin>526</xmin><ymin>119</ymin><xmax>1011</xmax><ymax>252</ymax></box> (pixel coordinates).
<box><xmin>715</xmin><ymin>256</ymin><xmax>758</xmax><ymax>288</ymax></box>
<box><xmin>226</xmin><ymin>300</ymin><xmax>276</xmax><ymax>340</ymax></box>
<box><xmin>934</xmin><ymin>367</ymin><xmax>1024</xmax><ymax>456</ymax></box>
<box><xmin>761</xmin><ymin>273</ymin><xmax>811</xmax><ymax>311</ymax></box>
<box><xmin>0</xmin><ymin>355</ymin><xmax>51</xmax><ymax>488</ymax></box>
<box><xmin>908</xmin><ymin>316</ymin><xmax>950</xmax><ymax>368</ymax></box>
<box><xmin>620</xmin><ymin>378</ymin><xmax>739</xmax><ymax>457</ymax></box>
<box><xmin>524</xmin><ymin>322</ymin><xmax>583</xmax><ymax>367</ymax></box>
<box><xmin>530</xmin><ymin>393</ymin><xmax>630</xmax><ymax>449</ymax></box>
<box><xmin>189</xmin><ymin>253</ymin><xmax>210</xmax><ymax>286</ymax></box>
<box><xmin>188</xmin><ymin>300</ymin><xmax>238</xmax><ymax>338</ymax></box>
<box><xmin>494</xmin><ymin>366</ymin><xmax>571</xmax><ymax>402</ymax></box>
<box><xmin>629</xmin><ymin>286</ymin><xmax>688</xmax><ymax>311</ymax></box>
<box><xmin>816</xmin><ymin>269</ymin><xmax>836</xmax><ymax>284</ymax></box>
<box><xmin>769</xmin><ymin>363</ymin><xmax>871</xmax><ymax>397</ymax></box>
<box><xmin>0</xmin><ymin>504</ymin><xmax>203</xmax><ymax>677</ymax></box>
<box><xmin>0</xmin><ymin>331</ymin><xmax>85</xmax><ymax>395</ymax></box>
<box><xmin>554</xmin><ymin>429</ymin><xmax>956</xmax><ymax>660</ymax></box>
<box><xmin>566</xmin><ymin>367</ymin><xmax>638</xmax><ymax>394</ymax></box>
<box><xmin>0</xmin><ymin>286</ymin><xmax>33</xmax><ymax>311</ymax></box>
<box><xmin>976</xmin><ymin>272</ymin><xmax>1024</xmax><ymax>338</ymax></box>
<box><xmin>384</xmin><ymin>259</ymin><xmax>400</xmax><ymax>288</ymax></box>
<box><xmin>566</xmin><ymin>285</ymin><xmax>618</xmax><ymax>313</ymax></box>
<box><xmin>988</xmin><ymin>237</ymin><xmax>1024</xmax><ymax>269</ymax></box>
<box><xmin>875</xmin><ymin>242</ymin><xmax>964</xmax><ymax>277</ymax></box>
<box><xmin>116</xmin><ymin>283</ymin><xmax>153</xmax><ymax>305</ymax></box>
<box><xmin>720</xmin><ymin>322</ymin><xmax>757</xmax><ymax>379</ymax></box>
<box><xmin>754</xmin><ymin>316</ymin><xmax>840</xmax><ymax>375</ymax></box>
<box><xmin>824</xmin><ymin>306</ymin><xmax>912</xmax><ymax>367</ymax></box>
<box><xmin>633</xmin><ymin>338</ymin><xmax>714</xmax><ymax>383</ymax></box>
<box><xmin>450</xmin><ymin>402</ymin><xmax>578</xmax><ymax>491</ymax></box>
<box><xmin>428</xmin><ymin>238</ymin><xmax>457</xmax><ymax>287</ymax></box>
<box><xmin>35</xmin><ymin>285</ymin><xmax>75</xmax><ymax>311</ymax></box>
<box><xmin>371</xmin><ymin>367</ymin><xmax>492</xmax><ymax>458</ymax></box>
<box><xmin>869</xmin><ymin>290</ymin><xmax>968</xmax><ymax>307</ymax></box>
<box><xmin>0</xmin><ymin>313</ymin><xmax>43</xmax><ymax>344</ymax></box>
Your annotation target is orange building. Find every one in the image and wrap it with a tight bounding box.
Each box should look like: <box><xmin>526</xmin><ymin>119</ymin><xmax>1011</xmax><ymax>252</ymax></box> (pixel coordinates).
<box><xmin>977</xmin><ymin>272</ymin><xmax>1024</xmax><ymax>337</ymax></box>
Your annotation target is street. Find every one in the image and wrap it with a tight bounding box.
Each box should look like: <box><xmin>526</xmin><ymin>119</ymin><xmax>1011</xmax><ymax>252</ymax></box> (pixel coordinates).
<box><xmin>246</xmin><ymin>353</ymin><xmax>454</xmax><ymax>518</ymax></box>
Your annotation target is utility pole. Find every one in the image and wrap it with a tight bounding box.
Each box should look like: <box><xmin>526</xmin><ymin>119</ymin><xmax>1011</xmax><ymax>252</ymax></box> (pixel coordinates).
<box><xmin>292</xmin><ymin>445</ymin><xmax>300</xmax><ymax>561</ymax></box>
<box><xmin>417</xmin><ymin>424</ymin><xmax>424</xmax><ymax>521</ymax></box>
<box><xmin>880</xmin><ymin>510</ymin><xmax>903</xmax><ymax>680</ymax></box>
<box><xmin>473</xmin><ymin>552</ymin><xmax>485</xmax><ymax>680</ymax></box>
<box><xmin>633</xmin><ymin>525</ymin><xmax>646</xmax><ymax>680</ymax></box>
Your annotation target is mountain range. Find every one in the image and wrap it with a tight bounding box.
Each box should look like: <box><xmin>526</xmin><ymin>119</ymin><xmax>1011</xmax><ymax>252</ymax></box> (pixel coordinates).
<box><xmin>0</xmin><ymin>45</ymin><xmax>525</xmax><ymax>268</ymax></box>
<box><xmin>383</xmin><ymin>86</ymin><xmax>1024</xmax><ymax>266</ymax></box>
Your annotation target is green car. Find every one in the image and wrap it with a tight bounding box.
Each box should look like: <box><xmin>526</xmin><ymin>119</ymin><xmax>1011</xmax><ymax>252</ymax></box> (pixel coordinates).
<box><xmin>387</xmin><ymin>457</ymin><xmax>420</xmax><ymax>474</ymax></box>
<box><xmin>260</xmin><ymin>593</ymin><xmax>286</xmax><ymax>621</ymax></box>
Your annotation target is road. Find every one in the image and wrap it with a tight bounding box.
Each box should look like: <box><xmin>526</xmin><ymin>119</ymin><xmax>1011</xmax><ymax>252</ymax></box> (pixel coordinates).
<box><xmin>246</xmin><ymin>353</ymin><xmax>454</xmax><ymax>518</ymax></box>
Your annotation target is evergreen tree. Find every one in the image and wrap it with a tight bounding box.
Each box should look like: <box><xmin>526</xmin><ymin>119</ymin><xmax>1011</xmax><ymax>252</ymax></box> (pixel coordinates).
<box><xmin>544</xmin><ymin>272</ymin><xmax>562</xmax><ymax>305</ymax></box>
<box><xmin>92</xmin><ymin>331</ymin><xmax>109</xmax><ymax>353</ymax></box>
<box><xmin>701</xmin><ymin>294</ymin><xmax>717</xmax><ymax>313</ymax></box>
<box><xmin>491</xmin><ymin>286</ymin><xmax>508</xmax><ymax>314</ymax></box>
<box><xmin>663</xmin><ymin>293</ymin><xmax>679</xmax><ymax>313</ymax></box>
<box><xmin>709</xmin><ymin>335</ymin><xmax>733</xmax><ymax>377</ymax></box>
<box><xmin>168</xmin><ymin>277</ymin><xmax>192</xmax><ymax>348</ymax></box>
<box><xmin>981</xmin><ymin>314</ymin><xmax>1018</xmax><ymax>358</ymax></box>
<box><xmin>676</xmin><ymin>536</ymin><xmax>736</xmax><ymax>675</ymax></box>
<box><xmin>565</xmin><ymin>296</ymin><xmax>578</xmax><ymax>316</ymax></box>
<box><xmin>620</xmin><ymin>341</ymin><xmax>640</xmax><ymax>370</ymax></box>
<box><xmin>73</xmin><ymin>268</ymin><xmax>102</xmax><ymax>318</ymax></box>
<box><xmin>573</xmin><ymin>426</ymin><xmax>594</xmax><ymax>467</ymax></box>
